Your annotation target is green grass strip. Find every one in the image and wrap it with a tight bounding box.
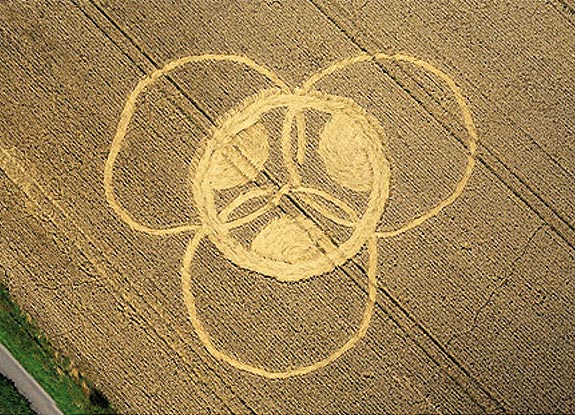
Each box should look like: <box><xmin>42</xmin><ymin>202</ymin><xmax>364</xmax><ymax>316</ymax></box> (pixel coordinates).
<box><xmin>0</xmin><ymin>372</ymin><xmax>37</xmax><ymax>415</ymax></box>
<box><xmin>0</xmin><ymin>284</ymin><xmax>114</xmax><ymax>415</ymax></box>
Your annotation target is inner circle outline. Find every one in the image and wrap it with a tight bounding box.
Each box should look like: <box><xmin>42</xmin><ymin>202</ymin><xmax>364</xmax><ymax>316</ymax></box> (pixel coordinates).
<box><xmin>191</xmin><ymin>89</ymin><xmax>391</xmax><ymax>280</ymax></box>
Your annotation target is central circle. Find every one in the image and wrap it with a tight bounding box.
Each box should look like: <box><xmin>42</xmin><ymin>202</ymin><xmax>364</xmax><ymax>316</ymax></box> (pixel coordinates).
<box><xmin>192</xmin><ymin>90</ymin><xmax>390</xmax><ymax>281</ymax></box>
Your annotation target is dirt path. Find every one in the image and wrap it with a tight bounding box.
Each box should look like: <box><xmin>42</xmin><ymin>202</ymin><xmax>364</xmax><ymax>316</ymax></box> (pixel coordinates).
<box><xmin>0</xmin><ymin>344</ymin><xmax>63</xmax><ymax>415</ymax></box>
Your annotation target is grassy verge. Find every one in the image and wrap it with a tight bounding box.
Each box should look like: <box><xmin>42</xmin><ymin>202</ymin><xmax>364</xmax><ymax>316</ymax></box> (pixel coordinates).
<box><xmin>0</xmin><ymin>283</ymin><xmax>115</xmax><ymax>414</ymax></box>
<box><xmin>0</xmin><ymin>373</ymin><xmax>36</xmax><ymax>415</ymax></box>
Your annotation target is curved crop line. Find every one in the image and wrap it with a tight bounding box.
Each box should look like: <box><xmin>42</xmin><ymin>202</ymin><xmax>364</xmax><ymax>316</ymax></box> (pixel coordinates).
<box><xmin>104</xmin><ymin>54</ymin><xmax>290</xmax><ymax>236</ymax></box>
<box><xmin>182</xmin><ymin>233</ymin><xmax>378</xmax><ymax>378</ymax></box>
<box><xmin>293</xmin><ymin>186</ymin><xmax>360</xmax><ymax>228</ymax></box>
<box><xmin>302</xmin><ymin>53</ymin><xmax>478</xmax><ymax>239</ymax></box>
<box><xmin>217</xmin><ymin>186</ymin><xmax>278</xmax><ymax>231</ymax></box>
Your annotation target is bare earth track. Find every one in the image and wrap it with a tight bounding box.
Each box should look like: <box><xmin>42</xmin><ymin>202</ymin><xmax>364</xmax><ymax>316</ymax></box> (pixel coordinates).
<box><xmin>1</xmin><ymin>1</ymin><xmax>574</xmax><ymax>414</ymax></box>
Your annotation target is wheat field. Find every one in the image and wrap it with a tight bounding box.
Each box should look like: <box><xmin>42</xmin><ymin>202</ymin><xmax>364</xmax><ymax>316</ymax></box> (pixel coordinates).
<box><xmin>1</xmin><ymin>1</ymin><xmax>574</xmax><ymax>413</ymax></box>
